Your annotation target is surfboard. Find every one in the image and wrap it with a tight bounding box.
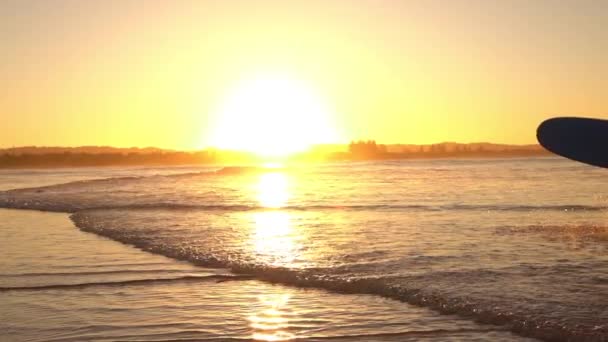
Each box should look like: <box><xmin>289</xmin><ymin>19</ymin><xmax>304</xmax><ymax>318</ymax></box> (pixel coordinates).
<box><xmin>537</xmin><ymin>117</ymin><xmax>608</xmax><ymax>168</ymax></box>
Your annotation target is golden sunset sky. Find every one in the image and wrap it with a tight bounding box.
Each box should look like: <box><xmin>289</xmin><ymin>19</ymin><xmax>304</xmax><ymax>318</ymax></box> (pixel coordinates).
<box><xmin>1</xmin><ymin>0</ymin><xmax>606</xmax><ymax>151</ymax></box>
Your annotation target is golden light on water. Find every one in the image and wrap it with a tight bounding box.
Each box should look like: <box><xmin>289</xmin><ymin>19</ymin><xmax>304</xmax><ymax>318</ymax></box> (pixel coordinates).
<box><xmin>252</xmin><ymin>171</ymin><xmax>299</xmax><ymax>266</ymax></box>
<box><xmin>248</xmin><ymin>293</ymin><xmax>295</xmax><ymax>341</ymax></box>
<box><xmin>247</xmin><ymin>172</ymin><xmax>301</xmax><ymax>340</ymax></box>
<box><xmin>257</xmin><ymin>172</ymin><xmax>289</xmax><ymax>208</ymax></box>
<box><xmin>253</xmin><ymin>211</ymin><xmax>298</xmax><ymax>266</ymax></box>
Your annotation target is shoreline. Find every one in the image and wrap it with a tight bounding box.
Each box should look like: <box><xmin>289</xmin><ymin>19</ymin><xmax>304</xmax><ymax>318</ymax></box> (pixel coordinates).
<box><xmin>0</xmin><ymin>154</ymin><xmax>559</xmax><ymax>170</ymax></box>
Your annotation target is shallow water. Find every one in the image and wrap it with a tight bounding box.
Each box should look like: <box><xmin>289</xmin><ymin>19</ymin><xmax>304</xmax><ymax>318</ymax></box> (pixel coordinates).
<box><xmin>1</xmin><ymin>158</ymin><xmax>607</xmax><ymax>341</ymax></box>
<box><xmin>0</xmin><ymin>209</ymin><xmax>527</xmax><ymax>341</ymax></box>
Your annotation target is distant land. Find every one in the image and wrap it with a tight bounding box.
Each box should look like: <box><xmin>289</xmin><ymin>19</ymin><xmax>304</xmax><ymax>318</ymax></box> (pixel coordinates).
<box><xmin>0</xmin><ymin>142</ymin><xmax>551</xmax><ymax>168</ymax></box>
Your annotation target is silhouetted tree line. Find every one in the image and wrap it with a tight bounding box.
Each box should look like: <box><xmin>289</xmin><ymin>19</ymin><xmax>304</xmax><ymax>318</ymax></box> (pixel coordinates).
<box><xmin>348</xmin><ymin>140</ymin><xmax>388</xmax><ymax>159</ymax></box>
<box><xmin>0</xmin><ymin>151</ymin><xmax>217</xmax><ymax>168</ymax></box>
<box><xmin>0</xmin><ymin>142</ymin><xmax>551</xmax><ymax>168</ymax></box>
<box><xmin>329</xmin><ymin>141</ymin><xmax>549</xmax><ymax>161</ymax></box>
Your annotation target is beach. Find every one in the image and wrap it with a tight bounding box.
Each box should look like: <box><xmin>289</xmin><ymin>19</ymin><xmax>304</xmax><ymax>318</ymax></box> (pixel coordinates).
<box><xmin>1</xmin><ymin>159</ymin><xmax>606</xmax><ymax>341</ymax></box>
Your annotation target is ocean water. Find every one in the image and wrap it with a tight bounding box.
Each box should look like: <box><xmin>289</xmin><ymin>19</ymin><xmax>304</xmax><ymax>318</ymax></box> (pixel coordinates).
<box><xmin>1</xmin><ymin>158</ymin><xmax>607</xmax><ymax>341</ymax></box>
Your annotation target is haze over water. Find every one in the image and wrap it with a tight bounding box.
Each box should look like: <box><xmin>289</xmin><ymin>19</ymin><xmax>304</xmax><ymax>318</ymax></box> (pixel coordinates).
<box><xmin>1</xmin><ymin>158</ymin><xmax>607</xmax><ymax>341</ymax></box>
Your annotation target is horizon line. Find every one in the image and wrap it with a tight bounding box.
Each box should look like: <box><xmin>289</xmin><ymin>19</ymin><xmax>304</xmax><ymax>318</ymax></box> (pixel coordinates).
<box><xmin>0</xmin><ymin>141</ymin><xmax>542</xmax><ymax>152</ymax></box>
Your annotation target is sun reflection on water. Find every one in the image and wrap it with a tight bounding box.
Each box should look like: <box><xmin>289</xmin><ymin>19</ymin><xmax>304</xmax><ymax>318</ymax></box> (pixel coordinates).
<box><xmin>248</xmin><ymin>293</ymin><xmax>295</xmax><ymax>341</ymax></box>
<box><xmin>252</xmin><ymin>171</ymin><xmax>301</xmax><ymax>266</ymax></box>
<box><xmin>253</xmin><ymin>211</ymin><xmax>298</xmax><ymax>265</ymax></box>
<box><xmin>257</xmin><ymin>172</ymin><xmax>289</xmax><ymax>208</ymax></box>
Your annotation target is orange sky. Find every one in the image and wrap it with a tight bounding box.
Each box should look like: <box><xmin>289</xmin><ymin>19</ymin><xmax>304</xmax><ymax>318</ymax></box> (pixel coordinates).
<box><xmin>1</xmin><ymin>0</ymin><xmax>606</xmax><ymax>150</ymax></box>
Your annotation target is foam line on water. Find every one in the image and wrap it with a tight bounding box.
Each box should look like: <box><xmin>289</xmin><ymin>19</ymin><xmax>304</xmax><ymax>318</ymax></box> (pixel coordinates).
<box><xmin>0</xmin><ymin>274</ymin><xmax>254</xmax><ymax>292</ymax></box>
<box><xmin>1</xmin><ymin>196</ymin><xmax>605</xmax><ymax>214</ymax></box>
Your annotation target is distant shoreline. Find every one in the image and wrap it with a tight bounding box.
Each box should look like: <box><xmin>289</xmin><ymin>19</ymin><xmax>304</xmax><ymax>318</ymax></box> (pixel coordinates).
<box><xmin>0</xmin><ymin>147</ymin><xmax>552</xmax><ymax>169</ymax></box>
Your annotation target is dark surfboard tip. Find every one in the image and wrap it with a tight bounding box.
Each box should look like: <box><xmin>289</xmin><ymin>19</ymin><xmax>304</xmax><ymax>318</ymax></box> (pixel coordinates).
<box><xmin>536</xmin><ymin>117</ymin><xmax>569</xmax><ymax>152</ymax></box>
<box><xmin>536</xmin><ymin>117</ymin><xmax>553</xmax><ymax>150</ymax></box>
<box><xmin>537</xmin><ymin>116</ymin><xmax>608</xmax><ymax>168</ymax></box>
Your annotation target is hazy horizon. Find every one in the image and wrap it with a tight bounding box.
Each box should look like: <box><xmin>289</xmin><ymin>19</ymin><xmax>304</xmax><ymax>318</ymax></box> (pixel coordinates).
<box><xmin>0</xmin><ymin>140</ymin><xmax>544</xmax><ymax>151</ymax></box>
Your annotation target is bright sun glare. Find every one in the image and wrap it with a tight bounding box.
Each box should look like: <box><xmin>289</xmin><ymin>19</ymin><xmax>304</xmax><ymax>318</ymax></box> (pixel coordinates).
<box><xmin>209</xmin><ymin>73</ymin><xmax>339</xmax><ymax>157</ymax></box>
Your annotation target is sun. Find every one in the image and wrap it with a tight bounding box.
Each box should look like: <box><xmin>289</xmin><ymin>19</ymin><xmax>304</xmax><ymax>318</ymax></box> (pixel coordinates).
<box><xmin>208</xmin><ymin>72</ymin><xmax>339</xmax><ymax>157</ymax></box>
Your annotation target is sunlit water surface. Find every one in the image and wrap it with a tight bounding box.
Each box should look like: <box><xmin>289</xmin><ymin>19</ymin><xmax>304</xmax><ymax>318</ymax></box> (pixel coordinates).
<box><xmin>1</xmin><ymin>158</ymin><xmax>607</xmax><ymax>341</ymax></box>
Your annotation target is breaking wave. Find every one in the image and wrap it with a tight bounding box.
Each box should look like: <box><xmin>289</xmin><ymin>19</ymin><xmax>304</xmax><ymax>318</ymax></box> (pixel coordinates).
<box><xmin>66</xmin><ymin>209</ymin><xmax>608</xmax><ymax>342</ymax></box>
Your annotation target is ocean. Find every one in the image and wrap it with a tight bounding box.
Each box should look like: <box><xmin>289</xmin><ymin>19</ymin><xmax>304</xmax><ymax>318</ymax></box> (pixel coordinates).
<box><xmin>0</xmin><ymin>158</ymin><xmax>606</xmax><ymax>341</ymax></box>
